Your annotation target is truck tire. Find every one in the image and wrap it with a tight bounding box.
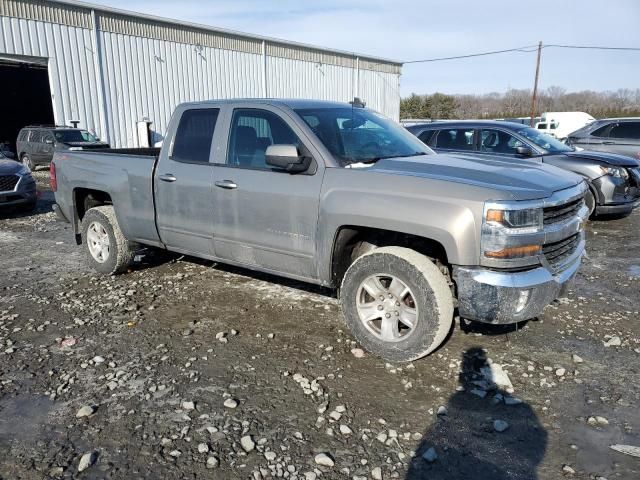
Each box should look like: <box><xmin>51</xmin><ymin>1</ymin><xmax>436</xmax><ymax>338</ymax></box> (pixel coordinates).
<box><xmin>340</xmin><ymin>246</ymin><xmax>454</xmax><ymax>362</ymax></box>
<box><xmin>584</xmin><ymin>188</ymin><xmax>596</xmax><ymax>218</ymax></box>
<box><xmin>82</xmin><ymin>206</ymin><xmax>134</xmax><ymax>275</ymax></box>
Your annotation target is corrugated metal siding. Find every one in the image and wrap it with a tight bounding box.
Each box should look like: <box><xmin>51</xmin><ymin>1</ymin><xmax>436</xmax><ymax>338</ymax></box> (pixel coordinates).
<box><xmin>99</xmin><ymin>31</ymin><xmax>264</xmax><ymax>146</ymax></box>
<box><xmin>0</xmin><ymin>15</ymin><xmax>102</xmax><ymax>134</ymax></box>
<box><xmin>99</xmin><ymin>13</ymin><xmax>263</xmax><ymax>55</ymax></box>
<box><xmin>1</xmin><ymin>0</ymin><xmax>401</xmax><ymax>73</ymax></box>
<box><xmin>0</xmin><ymin>1</ymin><xmax>401</xmax><ymax>147</ymax></box>
<box><xmin>0</xmin><ymin>0</ymin><xmax>90</xmax><ymax>28</ymax></box>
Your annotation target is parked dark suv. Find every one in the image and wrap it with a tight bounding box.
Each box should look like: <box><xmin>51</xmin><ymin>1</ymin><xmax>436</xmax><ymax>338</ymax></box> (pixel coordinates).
<box><xmin>407</xmin><ymin>120</ymin><xmax>640</xmax><ymax>217</ymax></box>
<box><xmin>566</xmin><ymin>118</ymin><xmax>640</xmax><ymax>160</ymax></box>
<box><xmin>16</xmin><ymin>126</ymin><xmax>109</xmax><ymax>170</ymax></box>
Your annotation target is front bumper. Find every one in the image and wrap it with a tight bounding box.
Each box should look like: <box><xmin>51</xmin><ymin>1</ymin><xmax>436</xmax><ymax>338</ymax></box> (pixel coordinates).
<box><xmin>595</xmin><ymin>198</ymin><xmax>640</xmax><ymax>215</ymax></box>
<box><xmin>594</xmin><ymin>174</ymin><xmax>640</xmax><ymax>215</ymax></box>
<box><xmin>0</xmin><ymin>174</ymin><xmax>37</xmax><ymax>208</ymax></box>
<box><xmin>453</xmin><ymin>242</ymin><xmax>583</xmax><ymax>324</ymax></box>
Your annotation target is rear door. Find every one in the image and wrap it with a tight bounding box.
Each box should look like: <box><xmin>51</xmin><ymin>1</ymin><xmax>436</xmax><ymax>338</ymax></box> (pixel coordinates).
<box><xmin>211</xmin><ymin>104</ymin><xmax>324</xmax><ymax>280</ymax></box>
<box><xmin>154</xmin><ymin>106</ymin><xmax>221</xmax><ymax>255</ymax></box>
<box><xmin>29</xmin><ymin>130</ymin><xmax>44</xmax><ymax>163</ymax></box>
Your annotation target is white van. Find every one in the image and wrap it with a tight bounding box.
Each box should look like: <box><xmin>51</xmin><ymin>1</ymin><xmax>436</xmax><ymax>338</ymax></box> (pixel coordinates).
<box><xmin>535</xmin><ymin>112</ymin><xmax>595</xmax><ymax>141</ymax></box>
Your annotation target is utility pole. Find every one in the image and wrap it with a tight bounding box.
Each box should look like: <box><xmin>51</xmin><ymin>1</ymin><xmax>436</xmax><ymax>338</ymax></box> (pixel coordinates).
<box><xmin>530</xmin><ymin>41</ymin><xmax>543</xmax><ymax>127</ymax></box>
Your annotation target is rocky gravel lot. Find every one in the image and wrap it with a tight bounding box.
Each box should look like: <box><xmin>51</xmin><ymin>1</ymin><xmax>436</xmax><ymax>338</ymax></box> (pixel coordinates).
<box><xmin>0</xmin><ymin>171</ymin><xmax>639</xmax><ymax>479</ymax></box>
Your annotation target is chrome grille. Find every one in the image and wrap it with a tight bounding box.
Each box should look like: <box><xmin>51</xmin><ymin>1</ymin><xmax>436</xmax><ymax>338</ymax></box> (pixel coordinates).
<box><xmin>0</xmin><ymin>175</ymin><xmax>19</xmax><ymax>192</ymax></box>
<box><xmin>543</xmin><ymin>197</ymin><xmax>583</xmax><ymax>226</ymax></box>
<box><xmin>543</xmin><ymin>233</ymin><xmax>580</xmax><ymax>271</ymax></box>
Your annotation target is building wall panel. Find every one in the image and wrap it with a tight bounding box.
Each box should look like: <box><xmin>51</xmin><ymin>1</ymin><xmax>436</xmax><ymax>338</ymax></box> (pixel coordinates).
<box><xmin>0</xmin><ymin>1</ymin><xmax>402</xmax><ymax>148</ymax></box>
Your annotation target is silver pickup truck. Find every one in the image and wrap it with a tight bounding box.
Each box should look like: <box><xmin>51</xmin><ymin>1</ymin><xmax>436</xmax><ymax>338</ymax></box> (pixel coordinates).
<box><xmin>52</xmin><ymin>99</ymin><xmax>589</xmax><ymax>362</ymax></box>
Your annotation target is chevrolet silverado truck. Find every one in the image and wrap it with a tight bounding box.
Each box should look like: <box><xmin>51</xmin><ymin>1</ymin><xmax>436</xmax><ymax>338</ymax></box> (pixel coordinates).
<box><xmin>51</xmin><ymin>99</ymin><xmax>589</xmax><ymax>362</ymax></box>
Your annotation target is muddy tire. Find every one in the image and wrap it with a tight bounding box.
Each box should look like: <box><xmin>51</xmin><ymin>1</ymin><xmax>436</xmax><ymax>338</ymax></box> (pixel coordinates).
<box><xmin>82</xmin><ymin>206</ymin><xmax>134</xmax><ymax>275</ymax></box>
<box><xmin>340</xmin><ymin>246</ymin><xmax>454</xmax><ymax>362</ymax></box>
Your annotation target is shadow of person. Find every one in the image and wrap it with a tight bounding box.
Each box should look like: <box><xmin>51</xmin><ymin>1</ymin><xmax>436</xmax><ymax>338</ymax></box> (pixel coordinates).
<box><xmin>406</xmin><ymin>347</ymin><xmax>547</xmax><ymax>480</ymax></box>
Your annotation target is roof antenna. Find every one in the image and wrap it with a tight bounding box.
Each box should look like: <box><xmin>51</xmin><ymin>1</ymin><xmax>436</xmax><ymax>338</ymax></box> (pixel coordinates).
<box><xmin>350</xmin><ymin>97</ymin><xmax>366</xmax><ymax>108</ymax></box>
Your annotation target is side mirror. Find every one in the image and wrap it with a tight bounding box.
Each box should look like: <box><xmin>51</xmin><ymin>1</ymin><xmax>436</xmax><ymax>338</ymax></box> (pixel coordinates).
<box><xmin>516</xmin><ymin>146</ymin><xmax>533</xmax><ymax>157</ymax></box>
<box><xmin>265</xmin><ymin>144</ymin><xmax>310</xmax><ymax>173</ymax></box>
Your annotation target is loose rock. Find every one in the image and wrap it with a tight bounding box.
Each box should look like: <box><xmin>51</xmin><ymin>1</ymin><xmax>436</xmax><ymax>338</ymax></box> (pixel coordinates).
<box><xmin>314</xmin><ymin>452</ymin><xmax>334</xmax><ymax>467</ymax></box>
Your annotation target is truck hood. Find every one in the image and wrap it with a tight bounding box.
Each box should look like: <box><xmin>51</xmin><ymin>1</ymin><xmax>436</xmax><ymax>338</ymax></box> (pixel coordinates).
<box><xmin>0</xmin><ymin>158</ymin><xmax>23</xmax><ymax>175</ymax></box>
<box><xmin>563</xmin><ymin>150</ymin><xmax>640</xmax><ymax>167</ymax></box>
<box><xmin>368</xmin><ymin>153</ymin><xmax>582</xmax><ymax>200</ymax></box>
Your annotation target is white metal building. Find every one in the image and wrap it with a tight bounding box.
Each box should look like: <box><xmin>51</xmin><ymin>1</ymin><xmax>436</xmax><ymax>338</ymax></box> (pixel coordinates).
<box><xmin>0</xmin><ymin>0</ymin><xmax>403</xmax><ymax>148</ymax></box>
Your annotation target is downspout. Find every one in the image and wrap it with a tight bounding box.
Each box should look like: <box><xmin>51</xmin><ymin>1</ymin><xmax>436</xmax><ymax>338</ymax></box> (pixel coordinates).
<box><xmin>355</xmin><ymin>56</ymin><xmax>360</xmax><ymax>98</ymax></box>
<box><xmin>262</xmin><ymin>40</ymin><xmax>267</xmax><ymax>98</ymax></box>
<box><xmin>91</xmin><ymin>9</ymin><xmax>110</xmax><ymax>143</ymax></box>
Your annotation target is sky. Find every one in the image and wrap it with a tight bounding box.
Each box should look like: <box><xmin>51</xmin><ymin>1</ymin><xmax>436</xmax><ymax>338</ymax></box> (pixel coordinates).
<box><xmin>97</xmin><ymin>0</ymin><xmax>640</xmax><ymax>98</ymax></box>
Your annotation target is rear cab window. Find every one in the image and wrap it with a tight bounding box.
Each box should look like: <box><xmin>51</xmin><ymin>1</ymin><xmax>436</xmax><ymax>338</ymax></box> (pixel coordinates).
<box><xmin>171</xmin><ymin>108</ymin><xmax>220</xmax><ymax>164</ymax></box>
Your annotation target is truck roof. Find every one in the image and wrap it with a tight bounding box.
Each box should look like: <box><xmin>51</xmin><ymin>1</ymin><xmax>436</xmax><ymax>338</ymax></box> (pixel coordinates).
<box><xmin>178</xmin><ymin>98</ymin><xmax>359</xmax><ymax>110</ymax></box>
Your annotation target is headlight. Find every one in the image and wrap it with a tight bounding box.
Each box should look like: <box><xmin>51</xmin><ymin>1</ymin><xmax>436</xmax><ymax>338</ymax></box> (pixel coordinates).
<box><xmin>486</xmin><ymin>208</ymin><xmax>542</xmax><ymax>232</ymax></box>
<box><xmin>482</xmin><ymin>204</ymin><xmax>544</xmax><ymax>265</ymax></box>
<box><xmin>600</xmin><ymin>166</ymin><xmax>629</xmax><ymax>179</ymax></box>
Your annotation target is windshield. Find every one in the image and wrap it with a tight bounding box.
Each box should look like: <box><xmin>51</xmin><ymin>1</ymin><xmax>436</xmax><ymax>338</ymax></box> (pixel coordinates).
<box><xmin>53</xmin><ymin>130</ymin><xmax>98</xmax><ymax>143</ymax></box>
<box><xmin>294</xmin><ymin>107</ymin><xmax>432</xmax><ymax>165</ymax></box>
<box><xmin>515</xmin><ymin>126</ymin><xmax>573</xmax><ymax>153</ymax></box>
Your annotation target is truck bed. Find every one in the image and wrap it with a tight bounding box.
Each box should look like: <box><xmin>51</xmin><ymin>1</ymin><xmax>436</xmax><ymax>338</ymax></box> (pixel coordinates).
<box><xmin>53</xmin><ymin>147</ymin><xmax>161</xmax><ymax>246</ymax></box>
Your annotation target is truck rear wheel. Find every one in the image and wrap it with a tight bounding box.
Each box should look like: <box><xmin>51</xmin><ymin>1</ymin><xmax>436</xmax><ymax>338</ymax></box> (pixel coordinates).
<box><xmin>340</xmin><ymin>246</ymin><xmax>454</xmax><ymax>362</ymax></box>
<box><xmin>82</xmin><ymin>206</ymin><xmax>134</xmax><ymax>275</ymax></box>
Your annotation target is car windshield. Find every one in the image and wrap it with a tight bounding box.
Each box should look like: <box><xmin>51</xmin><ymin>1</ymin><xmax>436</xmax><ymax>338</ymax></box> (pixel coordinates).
<box><xmin>53</xmin><ymin>130</ymin><xmax>97</xmax><ymax>143</ymax></box>
<box><xmin>515</xmin><ymin>126</ymin><xmax>573</xmax><ymax>153</ymax></box>
<box><xmin>295</xmin><ymin>107</ymin><xmax>432</xmax><ymax>165</ymax></box>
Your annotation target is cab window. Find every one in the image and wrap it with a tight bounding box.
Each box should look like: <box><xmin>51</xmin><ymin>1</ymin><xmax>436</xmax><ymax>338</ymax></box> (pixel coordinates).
<box><xmin>227</xmin><ymin>109</ymin><xmax>300</xmax><ymax>169</ymax></box>
<box><xmin>171</xmin><ymin>108</ymin><xmax>220</xmax><ymax>164</ymax></box>
<box><xmin>480</xmin><ymin>129</ymin><xmax>523</xmax><ymax>154</ymax></box>
<box><xmin>608</xmin><ymin>122</ymin><xmax>640</xmax><ymax>140</ymax></box>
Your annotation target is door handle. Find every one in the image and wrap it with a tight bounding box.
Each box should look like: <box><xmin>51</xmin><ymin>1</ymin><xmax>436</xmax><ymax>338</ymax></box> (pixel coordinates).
<box><xmin>159</xmin><ymin>174</ymin><xmax>177</xmax><ymax>182</ymax></box>
<box><xmin>603</xmin><ymin>141</ymin><xmax>615</xmax><ymax>145</ymax></box>
<box><xmin>215</xmin><ymin>180</ymin><xmax>237</xmax><ymax>189</ymax></box>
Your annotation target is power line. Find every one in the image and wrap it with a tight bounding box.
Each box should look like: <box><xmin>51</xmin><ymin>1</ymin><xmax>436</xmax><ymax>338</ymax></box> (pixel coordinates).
<box><xmin>406</xmin><ymin>44</ymin><xmax>640</xmax><ymax>64</ymax></box>
<box><xmin>545</xmin><ymin>44</ymin><xmax>640</xmax><ymax>51</ymax></box>
<box><xmin>404</xmin><ymin>45</ymin><xmax>538</xmax><ymax>63</ymax></box>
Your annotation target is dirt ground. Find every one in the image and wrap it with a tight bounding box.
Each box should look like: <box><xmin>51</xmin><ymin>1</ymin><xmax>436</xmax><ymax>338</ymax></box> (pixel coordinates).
<box><xmin>0</xmin><ymin>171</ymin><xmax>638</xmax><ymax>480</ymax></box>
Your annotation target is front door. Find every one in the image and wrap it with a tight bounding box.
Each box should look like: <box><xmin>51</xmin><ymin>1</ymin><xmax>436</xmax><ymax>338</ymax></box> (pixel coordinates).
<box><xmin>212</xmin><ymin>106</ymin><xmax>324</xmax><ymax>280</ymax></box>
<box><xmin>154</xmin><ymin>107</ymin><xmax>221</xmax><ymax>255</ymax></box>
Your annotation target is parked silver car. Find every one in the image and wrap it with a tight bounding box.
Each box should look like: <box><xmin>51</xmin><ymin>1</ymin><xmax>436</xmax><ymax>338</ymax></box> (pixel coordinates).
<box><xmin>408</xmin><ymin>120</ymin><xmax>640</xmax><ymax>217</ymax></box>
<box><xmin>0</xmin><ymin>154</ymin><xmax>37</xmax><ymax>212</ymax></box>
<box><xmin>566</xmin><ymin>118</ymin><xmax>640</xmax><ymax>160</ymax></box>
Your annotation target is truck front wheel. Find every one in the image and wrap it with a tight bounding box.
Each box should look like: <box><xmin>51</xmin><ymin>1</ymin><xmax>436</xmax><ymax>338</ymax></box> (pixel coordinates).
<box><xmin>82</xmin><ymin>206</ymin><xmax>134</xmax><ymax>275</ymax></box>
<box><xmin>340</xmin><ymin>247</ymin><xmax>454</xmax><ymax>362</ymax></box>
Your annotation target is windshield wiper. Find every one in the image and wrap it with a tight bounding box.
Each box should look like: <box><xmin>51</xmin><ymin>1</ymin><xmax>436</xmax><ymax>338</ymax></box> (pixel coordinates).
<box><xmin>357</xmin><ymin>152</ymin><xmax>428</xmax><ymax>164</ymax></box>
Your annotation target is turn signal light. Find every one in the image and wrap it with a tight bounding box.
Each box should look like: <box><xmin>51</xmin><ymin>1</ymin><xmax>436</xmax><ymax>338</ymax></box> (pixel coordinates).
<box><xmin>484</xmin><ymin>245</ymin><xmax>541</xmax><ymax>259</ymax></box>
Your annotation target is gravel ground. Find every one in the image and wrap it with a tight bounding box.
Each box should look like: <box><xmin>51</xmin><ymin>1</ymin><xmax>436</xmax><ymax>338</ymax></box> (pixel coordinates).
<box><xmin>0</xmin><ymin>171</ymin><xmax>638</xmax><ymax>479</ymax></box>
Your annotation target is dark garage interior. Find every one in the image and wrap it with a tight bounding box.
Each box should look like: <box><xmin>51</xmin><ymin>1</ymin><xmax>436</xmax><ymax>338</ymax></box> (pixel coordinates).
<box><xmin>0</xmin><ymin>59</ymin><xmax>55</xmax><ymax>157</ymax></box>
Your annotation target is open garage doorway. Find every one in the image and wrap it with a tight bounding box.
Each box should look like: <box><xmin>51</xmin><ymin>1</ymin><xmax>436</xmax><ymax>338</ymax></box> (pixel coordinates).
<box><xmin>0</xmin><ymin>57</ymin><xmax>55</xmax><ymax>159</ymax></box>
